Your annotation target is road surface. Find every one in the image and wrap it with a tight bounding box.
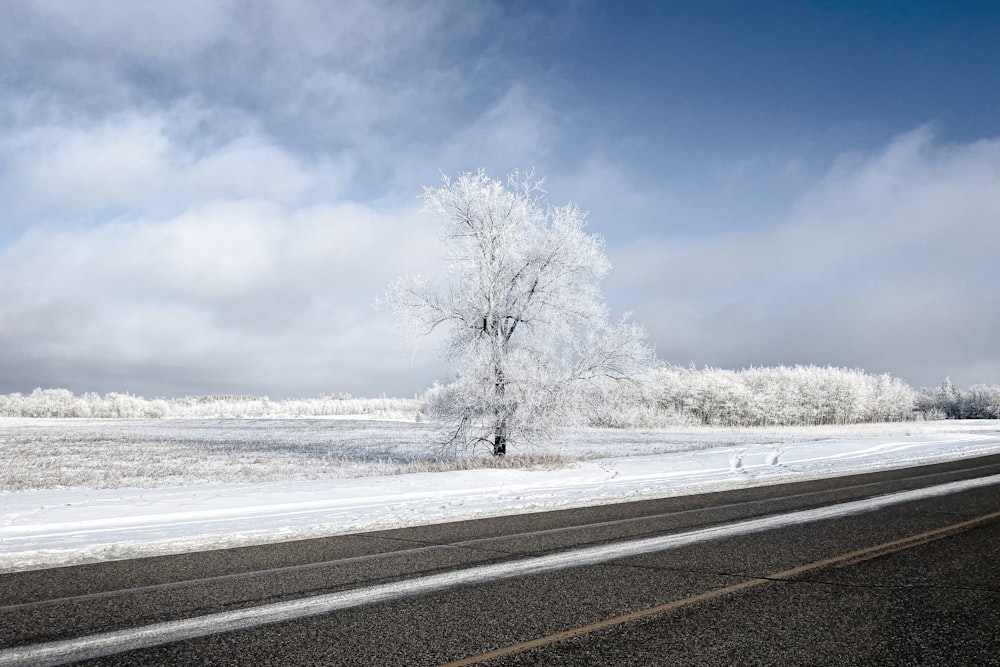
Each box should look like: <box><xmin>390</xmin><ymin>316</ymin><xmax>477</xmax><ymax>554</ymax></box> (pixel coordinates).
<box><xmin>2</xmin><ymin>454</ymin><xmax>999</xmax><ymax>665</ymax></box>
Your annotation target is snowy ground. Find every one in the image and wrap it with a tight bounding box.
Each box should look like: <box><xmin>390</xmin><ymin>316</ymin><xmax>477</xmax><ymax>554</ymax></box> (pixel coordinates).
<box><xmin>2</xmin><ymin>419</ymin><xmax>1000</xmax><ymax>573</ymax></box>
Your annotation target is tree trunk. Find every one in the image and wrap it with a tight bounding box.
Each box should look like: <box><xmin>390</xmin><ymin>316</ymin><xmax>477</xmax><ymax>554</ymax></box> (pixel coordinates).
<box><xmin>492</xmin><ymin>359</ymin><xmax>507</xmax><ymax>456</ymax></box>
<box><xmin>492</xmin><ymin>419</ymin><xmax>507</xmax><ymax>457</ymax></box>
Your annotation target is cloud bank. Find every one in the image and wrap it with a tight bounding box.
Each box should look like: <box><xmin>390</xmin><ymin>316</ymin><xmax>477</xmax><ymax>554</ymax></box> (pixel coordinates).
<box><xmin>612</xmin><ymin>128</ymin><xmax>1000</xmax><ymax>388</ymax></box>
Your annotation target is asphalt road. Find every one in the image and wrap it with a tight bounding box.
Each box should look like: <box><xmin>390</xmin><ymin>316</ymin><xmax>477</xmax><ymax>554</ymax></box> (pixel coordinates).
<box><xmin>3</xmin><ymin>454</ymin><xmax>1000</xmax><ymax>666</ymax></box>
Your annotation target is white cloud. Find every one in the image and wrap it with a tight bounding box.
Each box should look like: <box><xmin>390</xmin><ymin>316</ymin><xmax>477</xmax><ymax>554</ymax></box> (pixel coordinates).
<box><xmin>0</xmin><ymin>107</ymin><xmax>355</xmax><ymax>228</ymax></box>
<box><xmin>0</xmin><ymin>1</ymin><xmax>468</xmax><ymax>81</ymax></box>
<box><xmin>0</xmin><ymin>1</ymin><xmax>494</xmax><ymax>147</ymax></box>
<box><xmin>0</xmin><ymin>199</ymin><xmax>447</xmax><ymax>396</ymax></box>
<box><xmin>609</xmin><ymin>128</ymin><xmax>1000</xmax><ymax>388</ymax></box>
<box><xmin>0</xmin><ymin>111</ymin><xmax>448</xmax><ymax>397</ymax></box>
<box><xmin>0</xmin><ymin>2</ymin><xmax>576</xmax><ymax>397</ymax></box>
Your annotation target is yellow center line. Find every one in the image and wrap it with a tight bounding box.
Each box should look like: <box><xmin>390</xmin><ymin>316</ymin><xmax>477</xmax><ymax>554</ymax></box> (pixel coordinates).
<box><xmin>439</xmin><ymin>509</ymin><xmax>1000</xmax><ymax>667</ymax></box>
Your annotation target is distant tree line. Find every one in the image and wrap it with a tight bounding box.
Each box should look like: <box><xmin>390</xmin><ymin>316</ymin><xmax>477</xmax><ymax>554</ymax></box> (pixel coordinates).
<box><xmin>652</xmin><ymin>364</ymin><xmax>916</xmax><ymax>427</ymax></box>
<box><xmin>0</xmin><ymin>389</ymin><xmax>420</xmax><ymax>420</ymax></box>
<box><xmin>586</xmin><ymin>366</ymin><xmax>999</xmax><ymax>428</ymax></box>
<box><xmin>914</xmin><ymin>379</ymin><xmax>1000</xmax><ymax>420</ymax></box>
<box><xmin>2</xmin><ymin>372</ymin><xmax>997</xmax><ymax>426</ymax></box>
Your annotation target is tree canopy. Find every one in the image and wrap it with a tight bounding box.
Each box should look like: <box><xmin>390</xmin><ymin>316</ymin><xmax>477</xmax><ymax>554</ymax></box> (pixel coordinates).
<box><xmin>387</xmin><ymin>170</ymin><xmax>654</xmax><ymax>455</ymax></box>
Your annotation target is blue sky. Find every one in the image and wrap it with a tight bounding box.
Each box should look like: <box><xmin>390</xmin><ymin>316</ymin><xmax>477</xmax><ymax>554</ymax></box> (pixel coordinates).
<box><xmin>1</xmin><ymin>1</ymin><xmax>998</xmax><ymax>398</ymax></box>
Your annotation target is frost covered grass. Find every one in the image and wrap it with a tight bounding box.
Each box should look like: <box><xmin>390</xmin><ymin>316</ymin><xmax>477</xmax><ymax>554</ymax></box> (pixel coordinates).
<box><xmin>0</xmin><ymin>418</ymin><xmax>575</xmax><ymax>491</ymax></box>
<box><xmin>3</xmin><ymin>417</ymin><xmax>997</xmax><ymax>493</ymax></box>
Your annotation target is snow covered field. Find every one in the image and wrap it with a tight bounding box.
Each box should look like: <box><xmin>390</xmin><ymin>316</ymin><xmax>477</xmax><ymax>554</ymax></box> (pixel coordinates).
<box><xmin>3</xmin><ymin>418</ymin><xmax>1000</xmax><ymax>573</ymax></box>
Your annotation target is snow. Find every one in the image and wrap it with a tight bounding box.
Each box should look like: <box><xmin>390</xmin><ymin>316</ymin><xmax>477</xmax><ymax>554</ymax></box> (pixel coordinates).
<box><xmin>2</xmin><ymin>419</ymin><xmax>1000</xmax><ymax>573</ymax></box>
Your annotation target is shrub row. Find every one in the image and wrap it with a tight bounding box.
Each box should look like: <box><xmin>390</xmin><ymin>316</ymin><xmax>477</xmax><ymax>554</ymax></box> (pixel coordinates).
<box><xmin>915</xmin><ymin>380</ymin><xmax>1000</xmax><ymax>420</ymax></box>
<box><xmin>2</xmin><ymin>371</ymin><xmax>997</xmax><ymax>426</ymax></box>
<box><xmin>0</xmin><ymin>389</ymin><xmax>420</xmax><ymax>420</ymax></box>
<box><xmin>648</xmin><ymin>365</ymin><xmax>917</xmax><ymax>427</ymax></box>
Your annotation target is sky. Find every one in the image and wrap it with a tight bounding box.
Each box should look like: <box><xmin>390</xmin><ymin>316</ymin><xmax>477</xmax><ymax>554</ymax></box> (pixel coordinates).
<box><xmin>1</xmin><ymin>0</ymin><xmax>998</xmax><ymax>399</ymax></box>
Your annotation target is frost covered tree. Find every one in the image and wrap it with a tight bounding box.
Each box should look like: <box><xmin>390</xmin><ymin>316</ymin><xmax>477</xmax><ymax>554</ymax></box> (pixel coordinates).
<box><xmin>653</xmin><ymin>364</ymin><xmax>916</xmax><ymax>427</ymax></box>
<box><xmin>387</xmin><ymin>170</ymin><xmax>655</xmax><ymax>455</ymax></box>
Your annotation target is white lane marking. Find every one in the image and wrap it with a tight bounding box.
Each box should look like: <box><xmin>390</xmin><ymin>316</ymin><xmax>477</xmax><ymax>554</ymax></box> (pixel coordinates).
<box><xmin>3</xmin><ymin>473</ymin><xmax>1000</xmax><ymax>667</ymax></box>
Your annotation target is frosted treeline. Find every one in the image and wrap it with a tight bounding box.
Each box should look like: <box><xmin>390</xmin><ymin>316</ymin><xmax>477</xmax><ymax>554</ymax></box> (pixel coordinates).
<box><xmin>2</xmin><ymin>367</ymin><xmax>996</xmax><ymax>425</ymax></box>
<box><xmin>637</xmin><ymin>365</ymin><xmax>918</xmax><ymax>427</ymax></box>
<box><xmin>0</xmin><ymin>389</ymin><xmax>421</xmax><ymax>420</ymax></box>
<box><xmin>915</xmin><ymin>379</ymin><xmax>1000</xmax><ymax>420</ymax></box>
